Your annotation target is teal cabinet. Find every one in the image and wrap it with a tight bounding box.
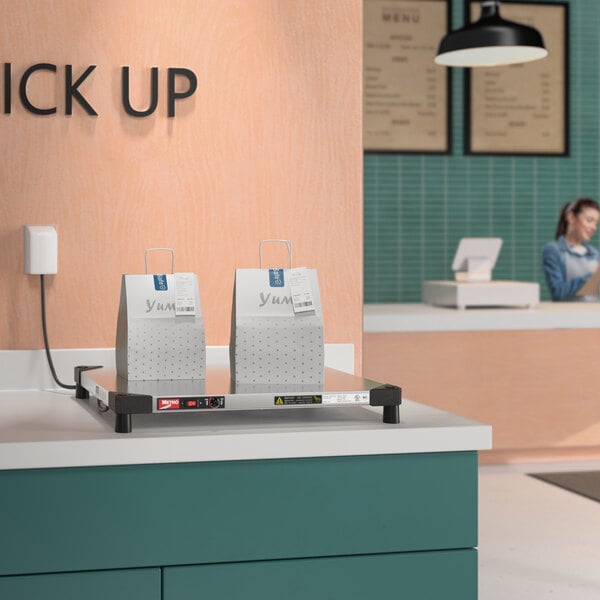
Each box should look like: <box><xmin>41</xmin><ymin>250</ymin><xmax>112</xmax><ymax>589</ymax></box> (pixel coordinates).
<box><xmin>0</xmin><ymin>452</ymin><xmax>477</xmax><ymax>576</ymax></box>
<box><xmin>0</xmin><ymin>451</ymin><xmax>479</xmax><ymax>598</ymax></box>
<box><xmin>163</xmin><ymin>549</ymin><xmax>477</xmax><ymax>600</ymax></box>
<box><xmin>0</xmin><ymin>568</ymin><xmax>160</xmax><ymax>600</ymax></box>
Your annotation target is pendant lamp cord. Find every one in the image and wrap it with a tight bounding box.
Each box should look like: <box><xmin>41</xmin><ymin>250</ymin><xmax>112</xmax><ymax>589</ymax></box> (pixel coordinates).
<box><xmin>40</xmin><ymin>274</ymin><xmax>76</xmax><ymax>390</ymax></box>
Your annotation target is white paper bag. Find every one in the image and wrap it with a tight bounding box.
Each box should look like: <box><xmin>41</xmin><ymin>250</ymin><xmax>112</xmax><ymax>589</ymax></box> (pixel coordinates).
<box><xmin>115</xmin><ymin>272</ymin><xmax>206</xmax><ymax>380</ymax></box>
<box><xmin>229</xmin><ymin>264</ymin><xmax>324</xmax><ymax>385</ymax></box>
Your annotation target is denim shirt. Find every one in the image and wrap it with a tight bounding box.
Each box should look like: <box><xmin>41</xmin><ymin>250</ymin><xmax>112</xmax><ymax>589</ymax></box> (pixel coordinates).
<box><xmin>542</xmin><ymin>236</ymin><xmax>600</xmax><ymax>301</ymax></box>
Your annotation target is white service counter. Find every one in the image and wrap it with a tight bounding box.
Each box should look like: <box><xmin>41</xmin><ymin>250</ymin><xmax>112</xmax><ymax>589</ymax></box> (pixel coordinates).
<box><xmin>363</xmin><ymin>302</ymin><xmax>600</xmax><ymax>463</ymax></box>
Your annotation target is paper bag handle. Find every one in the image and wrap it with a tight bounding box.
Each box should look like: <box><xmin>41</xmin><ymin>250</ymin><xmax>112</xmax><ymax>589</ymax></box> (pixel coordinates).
<box><xmin>145</xmin><ymin>248</ymin><xmax>175</xmax><ymax>274</ymax></box>
<box><xmin>259</xmin><ymin>240</ymin><xmax>292</xmax><ymax>269</ymax></box>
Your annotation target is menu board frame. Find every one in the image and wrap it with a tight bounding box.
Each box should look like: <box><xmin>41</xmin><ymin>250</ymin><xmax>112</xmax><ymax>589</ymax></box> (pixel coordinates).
<box><xmin>464</xmin><ymin>0</ymin><xmax>569</xmax><ymax>156</ymax></box>
<box><xmin>363</xmin><ymin>0</ymin><xmax>452</xmax><ymax>154</ymax></box>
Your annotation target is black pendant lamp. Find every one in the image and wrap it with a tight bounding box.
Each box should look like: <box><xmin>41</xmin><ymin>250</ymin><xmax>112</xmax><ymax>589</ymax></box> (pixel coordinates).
<box><xmin>435</xmin><ymin>0</ymin><xmax>547</xmax><ymax>67</ymax></box>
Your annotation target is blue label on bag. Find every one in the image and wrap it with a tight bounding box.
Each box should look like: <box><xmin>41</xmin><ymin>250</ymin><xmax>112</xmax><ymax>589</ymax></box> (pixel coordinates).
<box><xmin>269</xmin><ymin>269</ymin><xmax>285</xmax><ymax>287</ymax></box>
<box><xmin>153</xmin><ymin>274</ymin><xmax>168</xmax><ymax>291</ymax></box>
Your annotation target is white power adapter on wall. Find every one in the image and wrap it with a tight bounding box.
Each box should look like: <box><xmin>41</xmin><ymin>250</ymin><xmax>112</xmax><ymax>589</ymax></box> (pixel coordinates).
<box><xmin>24</xmin><ymin>225</ymin><xmax>58</xmax><ymax>275</ymax></box>
<box><xmin>23</xmin><ymin>224</ymin><xmax>75</xmax><ymax>389</ymax></box>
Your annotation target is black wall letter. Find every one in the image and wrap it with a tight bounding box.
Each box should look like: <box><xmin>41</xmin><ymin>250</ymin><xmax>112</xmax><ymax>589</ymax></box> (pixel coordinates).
<box><xmin>19</xmin><ymin>63</ymin><xmax>57</xmax><ymax>115</ymax></box>
<box><xmin>65</xmin><ymin>65</ymin><xmax>97</xmax><ymax>115</ymax></box>
<box><xmin>122</xmin><ymin>67</ymin><xmax>159</xmax><ymax>117</ymax></box>
<box><xmin>3</xmin><ymin>63</ymin><xmax>10</xmax><ymax>114</ymax></box>
<box><xmin>167</xmin><ymin>68</ymin><xmax>197</xmax><ymax>117</ymax></box>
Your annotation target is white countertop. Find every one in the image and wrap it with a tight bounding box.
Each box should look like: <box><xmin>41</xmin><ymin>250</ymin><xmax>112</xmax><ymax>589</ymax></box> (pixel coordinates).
<box><xmin>0</xmin><ymin>388</ymin><xmax>491</xmax><ymax>470</ymax></box>
<box><xmin>364</xmin><ymin>302</ymin><xmax>600</xmax><ymax>333</ymax></box>
<box><xmin>0</xmin><ymin>345</ymin><xmax>491</xmax><ymax>470</ymax></box>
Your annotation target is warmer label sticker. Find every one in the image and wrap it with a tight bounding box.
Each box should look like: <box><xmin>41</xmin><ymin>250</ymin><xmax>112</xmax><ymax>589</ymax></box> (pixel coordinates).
<box><xmin>274</xmin><ymin>395</ymin><xmax>322</xmax><ymax>405</ymax></box>
<box><xmin>322</xmin><ymin>393</ymin><xmax>369</xmax><ymax>405</ymax></box>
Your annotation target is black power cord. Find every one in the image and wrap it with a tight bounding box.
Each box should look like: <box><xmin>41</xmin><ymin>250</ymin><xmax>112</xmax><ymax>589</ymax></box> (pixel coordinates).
<box><xmin>40</xmin><ymin>274</ymin><xmax>76</xmax><ymax>390</ymax></box>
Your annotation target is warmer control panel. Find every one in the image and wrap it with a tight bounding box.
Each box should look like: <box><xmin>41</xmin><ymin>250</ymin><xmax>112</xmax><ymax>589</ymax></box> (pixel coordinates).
<box><xmin>156</xmin><ymin>396</ymin><xmax>225</xmax><ymax>411</ymax></box>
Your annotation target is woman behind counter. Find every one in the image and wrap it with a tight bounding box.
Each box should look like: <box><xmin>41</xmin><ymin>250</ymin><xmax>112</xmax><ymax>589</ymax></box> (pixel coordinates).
<box><xmin>543</xmin><ymin>197</ymin><xmax>600</xmax><ymax>301</ymax></box>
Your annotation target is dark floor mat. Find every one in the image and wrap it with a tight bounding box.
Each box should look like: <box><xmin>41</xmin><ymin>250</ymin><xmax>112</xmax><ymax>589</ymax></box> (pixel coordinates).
<box><xmin>529</xmin><ymin>471</ymin><xmax>600</xmax><ymax>503</ymax></box>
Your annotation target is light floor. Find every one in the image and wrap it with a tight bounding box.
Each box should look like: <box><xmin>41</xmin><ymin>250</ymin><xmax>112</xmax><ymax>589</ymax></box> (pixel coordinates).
<box><xmin>479</xmin><ymin>460</ymin><xmax>600</xmax><ymax>599</ymax></box>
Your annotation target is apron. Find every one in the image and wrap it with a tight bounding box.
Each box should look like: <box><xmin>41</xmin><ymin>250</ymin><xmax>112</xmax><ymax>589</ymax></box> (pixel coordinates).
<box><xmin>565</xmin><ymin>248</ymin><xmax>599</xmax><ymax>301</ymax></box>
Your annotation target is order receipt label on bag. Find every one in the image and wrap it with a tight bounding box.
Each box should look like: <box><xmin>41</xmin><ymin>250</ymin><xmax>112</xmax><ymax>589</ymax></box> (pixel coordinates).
<box><xmin>288</xmin><ymin>267</ymin><xmax>315</xmax><ymax>313</ymax></box>
<box><xmin>174</xmin><ymin>273</ymin><xmax>197</xmax><ymax>316</ymax></box>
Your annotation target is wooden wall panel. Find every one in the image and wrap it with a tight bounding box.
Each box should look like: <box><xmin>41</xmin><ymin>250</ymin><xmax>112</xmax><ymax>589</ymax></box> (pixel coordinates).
<box><xmin>0</xmin><ymin>1</ymin><xmax>363</xmax><ymax>371</ymax></box>
<box><xmin>364</xmin><ymin>331</ymin><xmax>600</xmax><ymax>462</ymax></box>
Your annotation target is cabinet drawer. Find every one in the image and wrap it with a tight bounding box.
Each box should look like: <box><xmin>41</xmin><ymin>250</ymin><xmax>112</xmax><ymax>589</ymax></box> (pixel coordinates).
<box><xmin>0</xmin><ymin>567</ymin><xmax>160</xmax><ymax>600</ymax></box>
<box><xmin>163</xmin><ymin>549</ymin><xmax>476</xmax><ymax>600</ymax></box>
<box><xmin>0</xmin><ymin>451</ymin><xmax>477</xmax><ymax>575</ymax></box>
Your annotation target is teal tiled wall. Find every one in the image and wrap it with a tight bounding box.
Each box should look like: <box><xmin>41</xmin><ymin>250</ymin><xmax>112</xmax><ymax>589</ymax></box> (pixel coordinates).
<box><xmin>364</xmin><ymin>0</ymin><xmax>600</xmax><ymax>302</ymax></box>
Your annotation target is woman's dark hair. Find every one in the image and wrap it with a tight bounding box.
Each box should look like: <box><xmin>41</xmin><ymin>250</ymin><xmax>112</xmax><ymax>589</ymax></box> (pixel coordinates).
<box><xmin>555</xmin><ymin>197</ymin><xmax>600</xmax><ymax>239</ymax></box>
